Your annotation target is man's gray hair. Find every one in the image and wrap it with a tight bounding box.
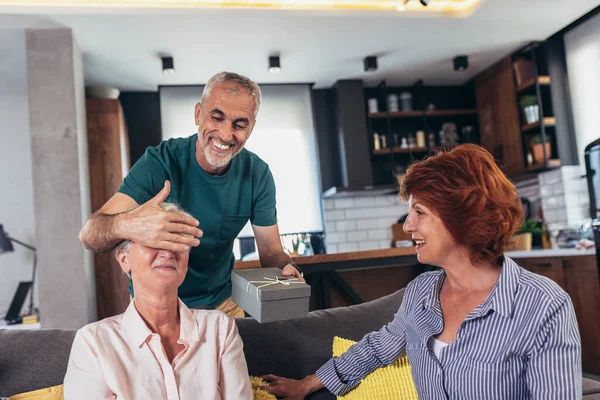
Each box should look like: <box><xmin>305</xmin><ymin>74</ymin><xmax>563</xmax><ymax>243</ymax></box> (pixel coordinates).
<box><xmin>200</xmin><ymin>72</ymin><xmax>262</xmax><ymax>118</ymax></box>
<box><xmin>116</xmin><ymin>202</ymin><xmax>195</xmax><ymax>253</ymax></box>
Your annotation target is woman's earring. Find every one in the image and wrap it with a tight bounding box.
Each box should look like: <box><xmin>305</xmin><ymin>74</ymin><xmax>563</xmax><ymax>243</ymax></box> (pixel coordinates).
<box><xmin>126</xmin><ymin>271</ymin><xmax>132</xmax><ymax>279</ymax></box>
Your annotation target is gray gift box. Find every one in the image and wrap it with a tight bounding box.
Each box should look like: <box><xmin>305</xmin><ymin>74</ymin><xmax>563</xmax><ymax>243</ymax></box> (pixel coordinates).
<box><xmin>231</xmin><ymin>268</ymin><xmax>311</xmax><ymax>323</ymax></box>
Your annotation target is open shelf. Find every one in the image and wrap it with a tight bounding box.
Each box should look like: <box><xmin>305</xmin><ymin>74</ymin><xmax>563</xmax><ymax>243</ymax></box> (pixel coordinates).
<box><xmin>517</xmin><ymin>76</ymin><xmax>551</xmax><ymax>92</ymax></box>
<box><xmin>521</xmin><ymin>117</ymin><xmax>556</xmax><ymax>132</ymax></box>
<box><xmin>373</xmin><ymin>146</ymin><xmax>453</xmax><ymax>156</ymax></box>
<box><xmin>526</xmin><ymin>159</ymin><xmax>561</xmax><ymax>172</ymax></box>
<box><xmin>368</xmin><ymin>109</ymin><xmax>477</xmax><ymax>119</ymax></box>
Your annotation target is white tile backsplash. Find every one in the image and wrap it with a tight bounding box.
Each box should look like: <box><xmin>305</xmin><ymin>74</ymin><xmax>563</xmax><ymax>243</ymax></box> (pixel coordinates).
<box><xmin>357</xmin><ymin>219</ymin><xmax>379</xmax><ymax>230</ymax></box>
<box><xmin>326</xmin><ymin>232</ymin><xmax>346</xmax><ymax>244</ymax></box>
<box><xmin>359</xmin><ymin>241</ymin><xmax>380</xmax><ymax>251</ymax></box>
<box><xmin>336</xmin><ymin>220</ymin><xmax>357</xmax><ymax>232</ymax></box>
<box><xmin>325</xmin><ymin>210</ymin><xmax>346</xmax><ymax>221</ymax></box>
<box><xmin>323</xmin><ymin>193</ymin><xmax>407</xmax><ymax>253</ymax></box>
<box><xmin>355</xmin><ymin>196</ymin><xmax>376</xmax><ymax>207</ymax></box>
<box><xmin>539</xmin><ymin>167</ymin><xmax>591</xmax><ymax>234</ymax></box>
<box><xmin>324</xmin><ymin>199</ymin><xmax>335</xmax><ymax>211</ymax></box>
<box><xmin>334</xmin><ymin>198</ymin><xmax>355</xmax><ymax>209</ymax></box>
<box><xmin>338</xmin><ymin>242</ymin><xmax>359</xmax><ymax>253</ymax></box>
<box><xmin>368</xmin><ymin>228</ymin><xmax>391</xmax><ymax>240</ymax></box>
<box><xmin>348</xmin><ymin>230</ymin><xmax>369</xmax><ymax>241</ymax></box>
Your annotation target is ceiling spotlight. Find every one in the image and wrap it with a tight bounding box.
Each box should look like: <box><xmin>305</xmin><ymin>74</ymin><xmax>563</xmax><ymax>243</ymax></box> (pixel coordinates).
<box><xmin>162</xmin><ymin>56</ymin><xmax>174</xmax><ymax>75</ymax></box>
<box><xmin>396</xmin><ymin>0</ymin><xmax>409</xmax><ymax>11</ymax></box>
<box><xmin>453</xmin><ymin>55</ymin><xmax>469</xmax><ymax>71</ymax></box>
<box><xmin>420</xmin><ymin>0</ymin><xmax>430</xmax><ymax>5</ymax></box>
<box><xmin>364</xmin><ymin>56</ymin><xmax>378</xmax><ymax>72</ymax></box>
<box><xmin>268</xmin><ymin>56</ymin><xmax>281</xmax><ymax>74</ymax></box>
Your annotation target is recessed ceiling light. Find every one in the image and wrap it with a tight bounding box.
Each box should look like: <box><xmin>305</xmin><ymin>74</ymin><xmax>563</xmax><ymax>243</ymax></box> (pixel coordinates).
<box><xmin>162</xmin><ymin>56</ymin><xmax>174</xmax><ymax>75</ymax></box>
<box><xmin>269</xmin><ymin>56</ymin><xmax>281</xmax><ymax>74</ymax></box>
<box><xmin>364</xmin><ymin>56</ymin><xmax>378</xmax><ymax>73</ymax></box>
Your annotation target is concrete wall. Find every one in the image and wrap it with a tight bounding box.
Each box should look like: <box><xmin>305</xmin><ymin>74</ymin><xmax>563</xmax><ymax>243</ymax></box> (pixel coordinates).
<box><xmin>0</xmin><ymin>28</ymin><xmax>36</xmax><ymax>316</ymax></box>
<box><xmin>26</xmin><ymin>28</ymin><xmax>96</xmax><ymax>328</ymax></box>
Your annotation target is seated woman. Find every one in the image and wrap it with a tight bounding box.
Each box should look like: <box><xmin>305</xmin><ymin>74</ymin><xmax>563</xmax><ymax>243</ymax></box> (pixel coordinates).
<box><xmin>264</xmin><ymin>145</ymin><xmax>581</xmax><ymax>399</ymax></box>
<box><xmin>64</xmin><ymin>203</ymin><xmax>252</xmax><ymax>400</ymax></box>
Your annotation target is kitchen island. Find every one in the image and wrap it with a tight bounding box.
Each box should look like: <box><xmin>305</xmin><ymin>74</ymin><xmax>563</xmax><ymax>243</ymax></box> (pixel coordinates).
<box><xmin>235</xmin><ymin>247</ymin><xmax>422</xmax><ymax>310</ymax></box>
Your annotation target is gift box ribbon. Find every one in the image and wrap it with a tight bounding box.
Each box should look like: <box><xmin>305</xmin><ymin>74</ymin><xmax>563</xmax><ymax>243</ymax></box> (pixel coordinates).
<box><xmin>246</xmin><ymin>277</ymin><xmax>306</xmax><ymax>301</ymax></box>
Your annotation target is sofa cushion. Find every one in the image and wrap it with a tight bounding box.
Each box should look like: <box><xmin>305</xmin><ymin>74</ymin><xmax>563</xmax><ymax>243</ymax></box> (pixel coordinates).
<box><xmin>0</xmin><ymin>329</ymin><xmax>76</xmax><ymax>397</ymax></box>
<box><xmin>236</xmin><ymin>289</ymin><xmax>405</xmax><ymax>400</ymax></box>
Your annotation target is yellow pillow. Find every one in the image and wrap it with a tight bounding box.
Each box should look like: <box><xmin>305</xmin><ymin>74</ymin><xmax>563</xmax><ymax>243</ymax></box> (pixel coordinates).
<box><xmin>249</xmin><ymin>376</ymin><xmax>276</xmax><ymax>400</ymax></box>
<box><xmin>8</xmin><ymin>385</ymin><xmax>63</xmax><ymax>400</ymax></box>
<box><xmin>333</xmin><ymin>336</ymin><xmax>418</xmax><ymax>400</ymax></box>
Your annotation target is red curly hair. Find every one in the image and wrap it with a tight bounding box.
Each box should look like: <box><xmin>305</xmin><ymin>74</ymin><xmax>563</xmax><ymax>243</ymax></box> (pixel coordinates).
<box><xmin>399</xmin><ymin>144</ymin><xmax>524</xmax><ymax>265</ymax></box>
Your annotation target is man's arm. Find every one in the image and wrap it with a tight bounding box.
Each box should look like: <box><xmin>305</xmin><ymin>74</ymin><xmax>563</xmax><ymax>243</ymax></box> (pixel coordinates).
<box><xmin>80</xmin><ymin>181</ymin><xmax>202</xmax><ymax>253</ymax></box>
<box><xmin>253</xmin><ymin>224</ymin><xmax>304</xmax><ymax>281</ymax></box>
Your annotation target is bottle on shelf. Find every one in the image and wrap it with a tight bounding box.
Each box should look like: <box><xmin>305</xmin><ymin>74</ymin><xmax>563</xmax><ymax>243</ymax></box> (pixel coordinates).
<box><xmin>373</xmin><ymin>132</ymin><xmax>381</xmax><ymax>151</ymax></box>
<box><xmin>427</xmin><ymin>132</ymin><xmax>436</xmax><ymax>148</ymax></box>
<box><xmin>381</xmin><ymin>135</ymin><xmax>387</xmax><ymax>149</ymax></box>
<box><xmin>416</xmin><ymin>130</ymin><xmax>425</xmax><ymax>148</ymax></box>
<box><xmin>408</xmin><ymin>133</ymin><xmax>416</xmax><ymax>149</ymax></box>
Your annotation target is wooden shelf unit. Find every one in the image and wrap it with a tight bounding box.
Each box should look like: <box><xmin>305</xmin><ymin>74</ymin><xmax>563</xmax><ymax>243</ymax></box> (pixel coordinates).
<box><xmin>368</xmin><ymin>109</ymin><xmax>477</xmax><ymax>119</ymax></box>
<box><xmin>521</xmin><ymin>117</ymin><xmax>556</xmax><ymax>132</ymax></box>
<box><xmin>517</xmin><ymin>76</ymin><xmax>551</xmax><ymax>92</ymax></box>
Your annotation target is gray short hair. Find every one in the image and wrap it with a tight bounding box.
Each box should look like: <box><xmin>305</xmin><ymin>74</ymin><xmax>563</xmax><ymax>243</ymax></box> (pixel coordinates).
<box><xmin>116</xmin><ymin>202</ymin><xmax>195</xmax><ymax>253</ymax></box>
<box><xmin>200</xmin><ymin>72</ymin><xmax>262</xmax><ymax>118</ymax></box>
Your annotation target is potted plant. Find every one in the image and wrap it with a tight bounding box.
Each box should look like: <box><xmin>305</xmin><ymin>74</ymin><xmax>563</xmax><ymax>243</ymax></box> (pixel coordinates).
<box><xmin>519</xmin><ymin>95</ymin><xmax>539</xmax><ymax>124</ymax></box>
<box><xmin>530</xmin><ymin>134</ymin><xmax>552</xmax><ymax>164</ymax></box>
<box><xmin>509</xmin><ymin>219</ymin><xmax>542</xmax><ymax>251</ymax></box>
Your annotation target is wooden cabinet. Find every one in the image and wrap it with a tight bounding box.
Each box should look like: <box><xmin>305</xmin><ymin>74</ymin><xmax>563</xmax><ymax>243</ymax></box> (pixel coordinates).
<box><xmin>476</xmin><ymin>56</ymin><xmax>524</xmax><ymax>177</ymax></box>
<box><xmin>513</xmin><ymin>255</ymin><xmax>600</xmax><ymax>374</ymax></box>
<box><xmin>86</xmin><ymin>99</ymin><xmax>131</xmax><ymax>320</ymax></box>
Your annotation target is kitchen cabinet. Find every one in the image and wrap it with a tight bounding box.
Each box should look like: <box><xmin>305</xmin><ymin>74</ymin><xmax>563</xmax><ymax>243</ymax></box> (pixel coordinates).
<box><xmin>475</xmin><ymin>56</ymin><xmax>525</xmax><ymax>177</ymax></box>
<box><xmin>513</xmin><ymin>255</ymin><xmax>600</xmax><ymax>374</ymax></box>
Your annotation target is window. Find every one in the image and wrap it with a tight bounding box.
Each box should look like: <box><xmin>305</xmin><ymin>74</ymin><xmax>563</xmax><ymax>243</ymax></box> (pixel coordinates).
<box><xmin>159</xmin><ymin>84</ymin><xmax>324</xmax><ymax>237</ymax></box>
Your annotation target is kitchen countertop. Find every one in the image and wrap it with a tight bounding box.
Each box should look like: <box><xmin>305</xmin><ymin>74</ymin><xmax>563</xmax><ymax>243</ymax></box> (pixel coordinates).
<box><xmin>234</xmin><ymin>247</ymin><xmax>418</xmax><ymax>272</ymax></box>
<box><xmin>506</xmin><ymin>248</ymin><xmax>596</xmax><ymax>258</ymax></box>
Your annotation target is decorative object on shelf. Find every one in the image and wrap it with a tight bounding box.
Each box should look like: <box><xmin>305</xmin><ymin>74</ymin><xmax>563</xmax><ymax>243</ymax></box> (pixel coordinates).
<box><xmin>427</xmin><ymin>132</ymin><xmax>436</xmax><ymax>148</ymax></box>
<box><xmin>399</xmin><ymin>92</ymin><xmax>412</xmax><ymax>111</ymax></box>
<box><xmin>530</xmin><ymin>134</ymin><xmax>552</xmax><ymax>164</ymax></box>
<box><xmin>400</xmin><ymin>137</ymin><xmax>409</xmax><ymax>149</ymax></box>
<box><xmin>508</xmin><ymin>219</ymin><xmax>542</xmax><ymax>251</ymax></box>
<box><xmin>519</xmin><ymin>95</ymin><xmax>539</xmax><ymax>124</ymax></box>
<box><xmin>381</xmin><ymin>134</ymin><xmax>387</xmax><ymax>149</ymax></box>
<box><xmin>527</xmin><ymin>152</ymin><xmax>534</xmax><ymax>165</ymax></box>
<box><xmin>0</xmin><ymin>224</ymin><xmax>37</xmax><ymax>318</ymax></box>
<box><xmin>368</xmin><ymin>98</ymin><xmax>379</xmax><ymax>113</ymax></box>
<box><xmin>393</xmin><ymin>133</ymin><xmax>399</xmax><ymax>147</ymax></box>
<box><xmin>460</xmin><ymin>125</ymin><xmax>476</xmax><ymax>143</ymax></box>
<box><xmin>387</xmin><ymin>93</ymin><xmax>399</xmax><ymax>112</ymax></box>
<box><xmin>427</xmin><ymin>103</ymin><xmax>436</xmax><ymax>110</ymax></box>
<box><xmin>512</xmin><ymin>57</ymin><xmax>534</xmax><ymax>87</ymax></box>
<box><xmin>373</xmin><ymin>132</ymin><xmax>381</xmax><ymax>151</ymax></box>
<box><xmin>416</xmin><ymin>130</ymin><xmax>425</xmax><ymax>148</ymax></box>
<box><xmin>407</xmin><ymin>133</ymin><xmax>416</xmax><ymax>148</ymax></box>
<box><xmin>441</xmin><ymin>123</ymin><xmax>459</xmax><ymax>146</ymax></box>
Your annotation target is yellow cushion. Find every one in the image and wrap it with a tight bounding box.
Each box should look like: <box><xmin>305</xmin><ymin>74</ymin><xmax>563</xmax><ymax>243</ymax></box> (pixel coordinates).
<box><xmin>249</xmin><ymin>376</ymin><xmax>276</xmax><ymax>400</ymax></box>
<box><xmin>333</xmin><ymin>336</ymin><xmax>418</xmax><ymax>400</ymax></box>
<box><xmin>8</xmin><ymin>385</ymin><xmax>63</xmax><ymax>400</ymax></box>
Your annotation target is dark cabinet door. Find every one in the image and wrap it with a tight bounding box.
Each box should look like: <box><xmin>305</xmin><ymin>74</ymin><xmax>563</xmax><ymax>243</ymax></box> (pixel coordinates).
<box><xmin>475</xmin><ymin>57</ymin><xmax>524</xmax><ymax>177</ymax></box>
<box><xmin>562</xmin><ymin>256</ymin><xmax>600</xmax><ymax>375</ymax></box>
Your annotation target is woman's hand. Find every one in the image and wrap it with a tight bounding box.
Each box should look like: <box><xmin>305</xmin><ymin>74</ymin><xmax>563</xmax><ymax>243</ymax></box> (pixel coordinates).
<box><xmin>261</xmin><ymin>374</ymin><xmax>323</xmax><ymax>400</ymax></box>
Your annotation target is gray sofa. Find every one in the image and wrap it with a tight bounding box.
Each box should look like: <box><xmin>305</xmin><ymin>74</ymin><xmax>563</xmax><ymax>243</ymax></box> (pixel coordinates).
<box><xmin>1</xmin><ymin>289</ymin><xmax>600</xmax><ymax>399</ymax></box>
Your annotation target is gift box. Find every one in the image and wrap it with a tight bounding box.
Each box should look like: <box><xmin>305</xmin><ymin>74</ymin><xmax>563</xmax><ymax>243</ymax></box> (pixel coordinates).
<box><xmin>231</xmin><ymin>268</ymin><xmax>311</xmax><ymax>323</ymax></box>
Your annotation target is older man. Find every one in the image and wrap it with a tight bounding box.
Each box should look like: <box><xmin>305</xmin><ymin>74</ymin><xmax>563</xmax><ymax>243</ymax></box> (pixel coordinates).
<box><xmin>79</xmin><ymin>72</ymin><xmax>303</xmax><ymax>318</ymax></box>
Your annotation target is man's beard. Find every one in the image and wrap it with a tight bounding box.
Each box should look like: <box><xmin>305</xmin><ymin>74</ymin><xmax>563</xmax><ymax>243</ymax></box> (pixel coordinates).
<box><xmin>202</xmin><ymin>137</ymin><xmax>238</xmax><ymax>168</ymax></box>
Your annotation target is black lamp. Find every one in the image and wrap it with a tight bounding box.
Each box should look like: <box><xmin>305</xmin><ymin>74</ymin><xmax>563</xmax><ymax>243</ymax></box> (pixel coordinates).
<box><xmin>0</xmin><ymin>224</ymin><xmax>37</xmax><ymax>316</ymax></box>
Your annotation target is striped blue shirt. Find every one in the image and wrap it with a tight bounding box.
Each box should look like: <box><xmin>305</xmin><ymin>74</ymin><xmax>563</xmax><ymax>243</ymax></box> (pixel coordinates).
<box><xmin>316</xmin><ymin>256</ymin><xmax>582</xmax><ymax>399</ymax></box>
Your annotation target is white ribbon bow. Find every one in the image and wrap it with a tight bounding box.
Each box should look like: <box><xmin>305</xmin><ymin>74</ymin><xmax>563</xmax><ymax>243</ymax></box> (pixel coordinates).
<box><xmin>246</xmin><ymin>277</ymin><xmax>306</xmax><ymax>301</ymax></box>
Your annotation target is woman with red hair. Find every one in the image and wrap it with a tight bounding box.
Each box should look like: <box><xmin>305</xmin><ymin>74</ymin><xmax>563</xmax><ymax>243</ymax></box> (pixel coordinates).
<box><xmin>264</xmin><ymin>144</ymin><xmax>581</xmax><ymax>399</ymax></box>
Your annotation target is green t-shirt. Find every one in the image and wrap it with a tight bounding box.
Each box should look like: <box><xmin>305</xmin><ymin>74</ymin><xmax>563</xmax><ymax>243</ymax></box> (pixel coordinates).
<box><xmin>118</xmin><ymin>134</ymin><xmax>277</xmax><ymax>308</ymax></box>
